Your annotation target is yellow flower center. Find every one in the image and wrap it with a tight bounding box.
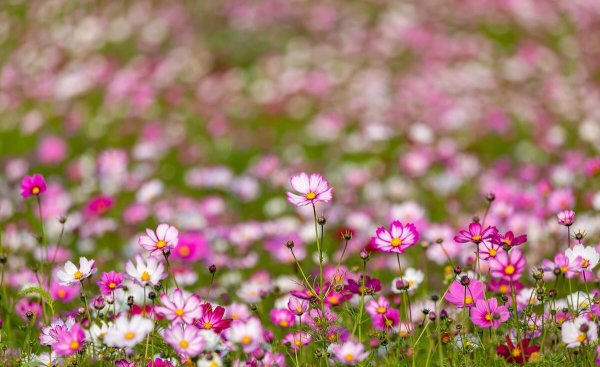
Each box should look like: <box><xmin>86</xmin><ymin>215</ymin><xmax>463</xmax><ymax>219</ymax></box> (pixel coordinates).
<box><xmin>390</xmin><ymin>238</ymin><xmax>402</xmax><ymax>247</ymax></box>
<box><xmin>465</xmin><ymin>296</ymin><xmax>473</xmax><ymax>305</ymax></box>
<box><xmin>156</xmin><ymin>240</ymin><xmax>167</xmax><ymax>249</ymax></box>
<box><xmin>175</xmin><ymin>309</ymin><xmax>184</xmax><ymax>316</ymax></box>
<box><xmin>203</xmin><ymin>322</ymin><xmax>212</xmax><ymax>329</ymax></box>
<box><xmin>408</xmin><ymin>280</ymin><xmax>415</xmax><ymax>287</ymax></box>
<box><xmin>345</xmin><ymin>354</ymin><xmax>355</xmax><ymax>362</ymax></box>
<box><xmin>581</xmin><ymin>259</ymin><xmax>590</xmax><ymax>268</ymax></box>
<box><xmin>511</xmin><ymin>348</ymin><xmax>521</xmax><ymax>357</ymax></box>
<box><xmin>280</xmin><ymin>320</ymin><xmax>289</xmax><ymax>327</ymax></box>
<box><xmin>472</xmin><ymin>235</ymin><xmax>481</xmax><ymax>241</ymax></box>
<box><xmin>485</xmin><ymin>313</ymin><xmax>492</xmax><ymax>321</ymax></box>
<box><xmin>560</xmin><ymin>266</ymin><xmax>568</xmax><ymax>273</ymax></box>
<box><xmin>504</xmin><ymin>265</ymin><xmax>515</xmax><ymax>275</ymax></box>
<box><xmin>32</xmin><ymin>187</ymin><xmax>40</xmax><ymax>195</ymax></box>
<box><xmin>179</xmin><ymin>246</ymin><xmax>190</xmax><ymax>256</ymax></box>
<box><xmin>209</xmin><ymin>363</ymin><xmax>218</xmax><ymax>367</ymax></box>
<box><xmin>577</xmin><ymin>333</ymin><xmax>587</xmax><ymax>342</ymax></box>
<box><xmin>69</xmin><ymin>341</ymin><xmax>79</xmax><ymax>350</ymax></box>
<box><xmin>58</xmin><ymin>289</ymin><xmax>66</xmax><ymax>298</ymax></box>
<box><xmin>489</xmin><ymin>249</ymin><xmax>497</xmax><ymax>257</ymax></box>
<box><xmin>241</xmin><ymin>336</ymin><xmax>252</xmax><ymax>345</ymax></box>
<box><xmin>124</xmin><ymin>331</ymin><xmax>135</xmax><ymax>340</ymax></box>
<box><xmin>141</xmin><ymin>271</ymin><xmax>150</xmax><ymax>282</ymax></box>
<box><xmin>499</xmin><ymin>285</ymin><xmax>509</xmax><ymax>294</ymax></box>
<box><xmin>328</xmin><ymin>295</ymin><xmax>339</xmax><ymax>304</ymax></box>
<box><xmin>529</xmin><ymin>351</ymin><xmax>541</xmax><ymax>362</ymax></box>
<box><xmin>377</xmin><ymin>306</ymin><xmax>387</xmax><ymax>314</ymax></box>
<box><xmin>305</xmin><ymin>192</ymin><xmax>317</xmax><ymax>200</ymax></box>
<box><xmin>74</xmin><ymin>271</ymin><xmax>83</xmax><ymax>279</ymax></box>
<box><xmin>296</xmin><ymin>307</ymin><xmax>303</xmax><ymax>313</ymax></box>
<box><xmin>179</xmin><ymin>340</ymin><xmax>189</xmax><ymax>348</ymax></box>
<box><xmin>294</xmin><ymin>339</ymin><xmax>302</xmax><ymax>346</ymax></box>
<box><xmin>108</xmin><ymin>282</ymin><xmax>116</xmax><ymax>289</ymax></box>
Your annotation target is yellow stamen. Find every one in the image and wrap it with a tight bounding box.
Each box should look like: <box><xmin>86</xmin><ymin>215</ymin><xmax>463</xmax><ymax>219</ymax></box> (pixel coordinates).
<box><xmin>345</xmin><ymin>354</ymin><xmax>355</xmax><ymax>362</ymax></box>
<box><xmin>465</xmin><ymin>296</ymin><xmax>473</xmax><ymax>305</ymax></box>
<box><xmin>472</xmin><ymin>235</ymin><xmax>482</xmax><ymax>241</ymax></box>
<box><xmin>489</xmin><ymin>249</ymin><xmax>497</xmax><ymax>257</ymax></box>
<box><xmin>124</xmin><ymin>331</ymin><xmax>135</xmax><ymax>340</ymax></box>
<box><xmin>377</xmin><ymin>306</ymin><xmax>387</xmax><ymax>314</ymax></box>
<box><xmin>511</xmin><ymin>348</ymin><xmax>521</xmax><ymax>357</ymax></box>
<box><xmin>58</xmin><ymin>289</ymin><xmax>66</xmax><ymax>299</ymax></box>
<box><xmin>32</xmin><ymin>187</ymin><xmax>40</xmax><ymax>195</ymax></box>
<box><xmin>484</xmin><ymin>313</ymin><xmax>492</xmax><ymax>321</ymax></box>
<box><xmin>108</xmin><ymin>282</ymin><xmax>116</xmax><ymax>289</ymax></box>
<box><xmin>504</xmin><ymin>265</ymin><xmax>515</xmax><ymax>275</ymax></box>
<box><xmin>203</xmin><ymin>322</ymin><xmax>212</xmax><ymax>329</ymax></box>
<box><xmin>280</xmin><ymin>320</ymin><xmax>289</xmax><ymax>327</ymax></box>
<box><xmin>156</xmin><ymin>240</ymin><xmax>167</xmax><ymax>249</ymax></box>
<box><xmin>69</xmin><ymin>341</ymin><xmax>79</xmax><ymax>350</ymax></box>
<box><xmin>141</xmin><ymin>271</ymin><xmax>150</xmax><ymax>282</ymax></box>
<box><xmin>74</xmin><ymin>271</ymin><xmax>83</xmax><ymax>279</ymax></box>
<box><xmin>179</xmin><ymin>246</ymin><xmax>190</xmax><ymax>256</ymax></box>
<box><xmin>390</xmin><ymin>238</ymin><xmax>402</xmax><ymax>247</ymax></box>
<box><xmin>577</xmin><ymin>333</ymin><xmax>587</xmax><ymax>342</ymax></box>
<box><xmin>175</xmin><ymin>309</ymin><xmax>184</xmax><ymax>316</ymax></box>
<box><xmin>241</xmin><ymin>336</ymin><xmax>252</xmax><ymax>345</ymax></box>
<box><xmin>179</xmin><ymin>340</ymin><xmax>189</xmax><ymax>348</ymax></box>
<box><xmin>305</xmin><ymin>192</ymin><xmax>316</xmax><ymax>200</ymax></box>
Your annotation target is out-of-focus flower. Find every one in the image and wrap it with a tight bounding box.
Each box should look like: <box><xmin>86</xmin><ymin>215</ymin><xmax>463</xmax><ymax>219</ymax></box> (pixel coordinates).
<box><xmin>52</xmin><ymin>322</ymin><xmax>85</xmax><ymax>356</ymax></box>
<box><xmin>565</xmin><ymin>244</ymin><xmax>599</xmax><ymax>271</ymax></box>
<box><xmin>155</xmin><ymin>289</ymin><xmax>202</xmax><ymax>325</ymax></box>
<box><xmin>104</xmin><ymin>315</ymin><xmax>154</xmax><ymax>348</ymax></box>
<box><xmin>226</xmin><ymin>317</ymin><xmax>263</xmax><ymax>352</ymax></box>
<box><xmin>162</xmin><ymin>323</ymin><xmax>204</xmax><ymax>359</ymax></box>
<box><xmin>561</xmin><ymin>316</ymin><xmax>598</xmax><ymax>348</ymax></box>
<box><xmin>557</xmin><ymin>210</ymin><xmax>575</xmax><ymax>226</ymax></box>
<box><xmin>332</xmin><ymin>340</ymin><xmax>369</xmax><ymax>365</ymax></box>
<box><xmin>496</xmin><ymin>336</ymin><xmax>540</xmax><ymax>364</ymax></box>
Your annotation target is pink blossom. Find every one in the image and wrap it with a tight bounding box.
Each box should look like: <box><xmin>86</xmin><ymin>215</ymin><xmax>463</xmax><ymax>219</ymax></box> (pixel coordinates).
<box><xmin>371</xmin><ymin>221</ymin><xmax>419</xmax><ymax>254</ymax></box>
<box><xmin>489</xmin><ymin>249</ymin><xmax>527</xmax><ymax>281</ymax></box>
<box><xmin>286</xmin><ymin>172</ymin><xmax>333</xmax><ymax>207</ymax></box>
<box><xmin>155</xmin><ymin>289</ymin><xmax>202</xmax><ymax>325</ymax></box>
<box><xmin>444</xmin><ymin>278</ymin><xmax>485</xmax><ymax>308</ymax></box>
<box><xmin>20</xmin><ymin>174</ymin><xmax>47</xmax><ymax>198</ymax></box>
<box><xmin>52</xmin><ymin>322</ymin><xmax>85</xmax><ymax>356</ymax></box>
<box><xmin>470</xmin><ymin>298</ymin><xmax>509</xmax><ymax>328</ymax></box>
<box><xmin>138</xmin><ymin>223</ymin><xmax>179</xmax><ymax>257</ymax></box>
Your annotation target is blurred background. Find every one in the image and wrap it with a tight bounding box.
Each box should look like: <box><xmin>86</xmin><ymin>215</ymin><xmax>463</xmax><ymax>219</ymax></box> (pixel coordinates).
<box><xmin>0</xmin><ymin>0</ymin><xmax>600</xmax><ymax>270</ymax></box>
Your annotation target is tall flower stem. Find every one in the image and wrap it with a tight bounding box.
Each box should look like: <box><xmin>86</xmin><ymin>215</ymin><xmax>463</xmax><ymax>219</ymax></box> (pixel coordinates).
<box><xmin>163</xmin><ymin>252</ymin><xmax>180</xmax><ymax>290</ymax></box>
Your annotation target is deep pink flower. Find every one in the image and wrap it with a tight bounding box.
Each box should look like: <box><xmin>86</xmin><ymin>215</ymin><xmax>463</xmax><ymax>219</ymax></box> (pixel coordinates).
<box><xmin>85</xmin><ymin>195</ymin><xmax>113</xmax><ymax>217</ymax></box>
<box><xmin>454</xmin><ymin>222</ymin><xmax>497</xmax><ymax>244</ymax></box>
<box><xmin>171</xmin><ymin>231</ymin><xmax>210</xmax><ymax>262</ymax></box>
<box><xmin>444</xmin><ymin>278</ymin><xmax>485</xmax><ymax>308</ymax></box>
<box><xmin>52</xmin><ymin>322</ymin><xmax>85</xmax><ymax>356</ymax></box>
<box><xmin>470</xmin><ymin>298</ymin><xmax>509</xmax><ymax>328</ymax></box>
<box><xmin>371</xmin><ymin>221</ymin><xmax>419</xmax><ymax>254</ymax></box>
<box><xmin>286</xmin><ymin>172</ymin><xmax>333</xmax><ymax>207</ymax></box>
<box><xmin>492</xmin><ymin>231</ymin><xmax>527</xmax><ymax>247</ymax></box>
<box><xmin>15</xmin><ymin>298</ymin><xmax>42</xmax><ymax>321</ymax></box>
<box><xmin>489</xmin><ymin>249</ymin><xmax>527</xmax><ymax>281</ymax></box>
<box><xmin>372</xmin><ymin>307</ymin><xmax>400</xmax><ymax>331</ymax></box>
<box><xmin>138</xmin><ymin>223</ymin><xmax>179</xmax><ymax>257</ymax></box>
<box><xmin>20</xmin><ymin>174</ymin><xmax>47</xmax><ymax>198</ymax></box>
<box><xmin>479</xmin><ymin>241</ymin><xmax>502</xmax><ymax>261</ymax></box>
<box><xmin>155</xmin><ymin>289</ymin><xmax>202</xmax><ymax>324</ymax></box>
<box><xmin>557</xmin><ymin>210</ymin><xmax>575</xmax><ymax>226</ymax></box>
<box><xmin>194</xmin><ymin>303</ymin><xmax>232</xmax><ymax>333</ymax></box>
<box><xmin>96</xmin><ymin>271</ymin><xmax>125</xmax><ymax>295</ymax></box>
<box><xmin>269</xmin><ymin>308</ymin><xmax>295</xmax><ymax>328</ymax></box>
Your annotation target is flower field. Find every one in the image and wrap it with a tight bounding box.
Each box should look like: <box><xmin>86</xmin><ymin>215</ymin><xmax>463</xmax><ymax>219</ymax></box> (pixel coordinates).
<box><xmin>1</xmin><ymin>0</ymin><xmax>600</xmax><ymax>366</ymax></box>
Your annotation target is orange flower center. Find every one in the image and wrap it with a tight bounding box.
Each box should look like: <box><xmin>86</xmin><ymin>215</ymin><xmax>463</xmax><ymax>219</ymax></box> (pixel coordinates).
<box><xmin>58</xmin><ymin>289</ymin><xmax>66</xmax><ymax>298</ymax></box>
<box><xmin>472</xmin><ymin>235</ymin><xmax>482</xmax><ymax>241</ymax></box>
<box><xmin>108</xmin><ymin>282</ymin><xmax>116</xmax><ymax>289</ymax></box>
<box><xmin>141</xmin><ymin>271</ymin><xmax>150</xmax><ymax>282</ymax></box>
<box><xmin>489</xmin><ymin>249</ymin><xmax>497</xmax><ymax>257</ymax></box>
<box><xmin>32</xmin><ymin>187</ymin><xmax>40</xmax><ymax>195</ymax></box>
<box><xmin>241</xmin><ymin>336</ymin><xmax>252</xmax><ymax>345</ymax></box>
<box><xmin>391</xmin><ymin>238</ymin><xmax>402</xmax><ymax>247</ymax></box>
<box><xmin>156</xmin><ymin>240</ymin><xmax>167</xmax><ymax>249</ymax></box>
<box><xmin>465</xmin><ymin>296</ymin><xmax>473</xmax><ymax>305</ymax></box>
<box><xmin>179</xmin><ymin>340</ymin><xmax>189</xmax><ymax>348</ymax></box>
<box><xmin>504</xmin><ymin>265</ymin><xmax>515</xmax><ymax>275</ymax></box>
<box><xmin>124</xmin><ymin>331</ymin><xmax>135</xmax><ymax>340</ymax></box>
<box><xmin>179</xmin><ymin>246</ymin><xmax>190</xmax><ymax>256</ymax></box>
<box><xmin>345</xmin><ymin>354</ymin><xmax>355</xmax><ymax>362</ymax></box>
<box><xmin>485</xmin><ymin>313</ymin><xmax>492</xmax><ymax>321</ymax></box>
<box><xmin>280</xmin><ymin>320</ymin><xmax>289</xmax><ymax>327</ymax></box>
<box><xmin>511</xmin><ymin>348</ymin><xmax>521</xmax><ymax>357</ymax></box>
<box><xmin>175</xmin><ymin>309</ymin><xmax>184</xmax><ymax>316</ymax></box>
<box><xmin>305</xmin><ymin>192</ymin><xmax>317</xmax><ymax>200</ymax></box>
<box><xmin>74</xmin><ymin>270</ymin><xmax>83</xmax><ymax>279</ymax></box>
<box><xmin>70</xmin><ymin>341</ymin><xmax>80</xmax><ymax>350</ymax></box>
<box><xmin>377</xmin><ymin>306</ymin><xmax>387</xmax><ymax>314</ymax></box>
<box><xmin>578</xmin><ymin>333</ymin><xmax>587</xmax><ymax>342</ymax></box>
<box><xmin>203</xmin><ymin>322</ymin><xmax>212</xmax><ymax>329</ymax></box>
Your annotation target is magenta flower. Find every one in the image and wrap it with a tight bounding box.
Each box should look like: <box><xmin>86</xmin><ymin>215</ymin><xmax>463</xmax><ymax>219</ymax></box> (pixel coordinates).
<box><xmin>444</xmin><ymin>278</ymin><xmax>485</xmax><ymax>308</ymax></box>
<box><xmin>372</xmin><ymin>307</ymin><xmax>400</xmax><ymax>331</ymax></box>
<box><xmin>52</xmin><ymin>322</ymin><xmax>85</xmax><ymax>356</ymax></box>
<box><xmin>489</xmin><ymin>248</ymin><xmax>527</xmax><ymax>281</ymax></box>
<box><xmin>269</xmin><ymin>308</ymin><xmax>295</xmax><ymax>328</ymax></box>
<box><xmin>286</xmin><ymin>172</ymin><xmax>333</xmax><ymax>207</ymax></box>
<box><xmin>15</xmin><ymin>298</ymin><xmax>42</xmax><ymax>321</ymax></box>
<box><xmin>85</xmin><ymin>195</ymin><xmax>113</xmax><ymax>217</ymax></box>
<box><xmin>470</xmin><ymin>298</ymin><xmax>509</xmax><ymax>329</ymax></box>
<box><xmin>20</xmin><ymin>174</ymin><xmax>47</xmax><ymax>198</ymax></box>
<box><xmin>492</xmin><ymin>231</ymin><xmax>527</xmax><ymax>247</ymax></box>
<box><xmin>557</xmin><ymin>210</ymin><xmax>575</xmax><ymax>226</ymax></box>
<box><xmin>371</xmin><ymin>221</ymin><xmax>419</xmax><ymax>254</ymax></box>
<box><xmin>479</xmin><ymin>241</ymin><xmax>502</xmax><ymax>261</ymax></box>
<box><xmin>162</xmin><ymin>323</ymin><xmax>204</xmax><ymax>360</ymax></box>
<box><xmin>194</xmin><ymin>303</ymin><xmax>232</xmax><ymax>333</ymax></box>
<box><xmin>138</xmin><ymin>223</ymin><xmax>179</xmax><ymax>257</ymax></box>
<box><xmin>96</xmin><ymin>271</ymin><xmax>125</xmax><ymax>295</ymax></box>
<box><xmin>155</xmin><ymin>289</ymin><xmax>202</xmax><ymax>324</ymax></box>
<box><xmin>50</xmin><ymin>281</ymin><xmax>79</xmax><ymax>303</ymax></box>
<box><xmin>454</xmin><ymin>222</ymin><xmax>497</xmax><ymax>244</ymax></box>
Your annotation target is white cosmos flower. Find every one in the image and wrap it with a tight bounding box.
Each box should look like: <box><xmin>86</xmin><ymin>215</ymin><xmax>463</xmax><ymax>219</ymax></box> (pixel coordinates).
<box><xmin>103</xmin><ymin>315</ymin><xmax>154</xmax><ymax>348</ymax></box>
<box><xmin>125</xmin><ymin>254</ymin><xmax>166</xmax><ymax>286</ymax></box>
<box><xmin>565</xmin><ymin>244</ymin><xmax>599</xmax><ymax>270</ymax></box>
<box><xmin>56</xmin><ymin>257</ymin><xmax>97</xmax><ymax>285</ymax></box>
<box><xmin>561</xmin><ymin>315</ymin><xmax>598</xmax><ymax>348</ymax></box>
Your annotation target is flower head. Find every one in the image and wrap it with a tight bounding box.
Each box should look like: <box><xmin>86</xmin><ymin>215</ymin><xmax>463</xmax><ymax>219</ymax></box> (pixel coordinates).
<box><xmin>332</xmin><ymin>341</ymin><xmax>369</xmax><ymax>365</ymax></box>
<box><xmin>371</xmin><ymin>220</ymin><xmax>419</xmax><ymax>254</ymax></box>
<box><xmin>557</xmin><ymin>210</ymin><xmax>575</xmax><ymax>226</ymax></box>
<box><xmin>286</xmin><ymin>172</ymin><xmax>333</xmax><ymax>207</ymax></box>
<box><xmin>96</xmin><ymin>271</ymin><xmax>124</xmax><ymax>295</ymax></box>
<box><xmin>20</xmin><ymin>174</ymin><xmax>47</xmax><ymax>198</ymax></box>
<box><xmin>454</xmin><ymin>222</ymin><xmax>497</xmax><ymax>244</ymax></box>
<box><xmin>565</xmin><ymin>244</ymin><xmax>599</xmax><ymax>271</ymax></box>
<box><xmin>125</xmin><ymin>254</ymin><xmax>166</xmax><ymax>286</ymax></box>
<box><xmin>56</xmin><ymin>257</ymin><xmax>97</xmax><ymax>286</ymax></box>
<box><xmin>155</xmin><ymin>289</ymin><xmax>202</xmax><ymax>324</ymax></box>
<box><xmin>104</xmin><ymin>315</ymin><xmax>154</xmax><ymax>348</ymax></box>
<box><xmin>52</xmin><ymin>322</ymin><xmax>85</xmax><ymax>356</ymax></box>
<box><xmin>162</xmin><ymin>323</ymin><xmax>205</xmax><ymax>360</ymax></box>
<box><xmin>194</xmin><ymin>303</ymin><xmax>232</xmax><ymax>333</ymax></box>
<box><xmin>492</xmin><ymin>231</ymin><xmax>527</xmax><ymax>247</ymax></box>
<box><xmin>489</xmin><ymin>249</ymin><xmax>526</xmax><ymax>281</ymax></box>
<box><xmin>470</xmin><ymin>298</ymin><xmax>509</xmax><ymax>329</ymax></box>
<box><xmin>445</xmin><ymin>278</ymin><xmax>485</xmax><ymax>308</ymax></box>
<box><xmin>138</xmin><ymin>223</ymin><xmax>179</xmax><ymax>257</ymax></box>
<box><xmin>561</xmin><ymin>315</ymin><xmax>598</xmax><ymax>348</ymax></box>
<box><xmin>496</xmin><ymin>336</ymin><xmax>540</xmax><ymax>365</ymax></box>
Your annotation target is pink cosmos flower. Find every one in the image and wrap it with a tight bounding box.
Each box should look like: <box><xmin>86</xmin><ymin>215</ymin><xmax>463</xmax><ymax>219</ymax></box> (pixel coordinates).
<box><xmin>171</xmin><ymin>231</ymin><xmax>210</xmax><ymax>262</ymax></box>
<box><xmin>366</xmin><ymin>296</ymin><xmax>390</xmax><ymax>318</ymax></box>
<box><xmin>371</xmin><ymin>221</ymin><xmax>419</xmax><ymax>254</ymax></box>
<box><xmin>286</xmin><ymin>172</ymin><xmax>333</xmax><ymax>207</ymax></box>
<box><xmin>489</xmin><ymin>249</ymin><xmax>527</xmax><ymax>281</ymax></box>
<box><xmin>138</xmin><ymin>223</ymin><xmax>179</xmax><ymax>257</ymax></box>
<box><xmin>282</xmin><ymin>331</ymin><xmax>312</xmax><ymax>351</ymax></box>
<box><xmin>470</xmin><ymin>298</ymin><xmax>509</xmax><ymax>329</ymax></box>
<box><xmin>52</xmin><ymin>322</ymin><xmax>85</xmax><ymax>356</ymax></box>
<box><xmin>162</xmin><ymin>324</ymin><xmax>204</xmax><ymax>360</ymax></box>
<box><xmin>20</xmin><ymin>174</ymin><xmax>47</xmax><ymax>198</ymax></box>
<box><xmin>15</xmin><ymin>298</ymin><xmax>42</xmax><ymax>321</ymax></box>
<box><xmin>541</xmin><ymin>252</ymin><xmax>580</xmax><ymax>279</ymax></box>
<box><xmin>444</xmin><ymin>278</ymin><xmax>485</xmax><ymax>308</ymax></box>
<box><xmin>479</xmin><ymin>241</ymin><xmax>502</xmax><ymax>261</ymax></box>
<box><xmin>50</xmin><ymin>281</ymin><xmax>79</xmax><ymax>303</ymax></box>
<box><xmin>372</xmin><ymin>308</ymin><xmax>400</xmax><ymax>331</ymax></box>
<box><xmin>454</xmin><ymin>222</ymin><xmax>497</xmax><ymax>244</ymax></box>
<box><xmin>194</xmin><ymin>303</ymin><xmax>232</xmax><ymax>333</ymax></box>
<box><xmin>85</xmin><ymin>196</ymin><xmax>113</xmax><ymax>217</ymax></box>
<box><xmin>332</xmin><ymin>340</ymin><xmax>370</xmax><ymax>366</ymax></box>
<box><xmin>40</xmin><ymin>317</ymin><xmax>76</xmax><ymax>346</ymax></box>
<box><xmin>288</xmin><ymin>296</ymin><xmax>309</xmax><ymax>316</ymax></box>
<box><xmin>155</xmin><ymin>289</ymin><xmax>202</xmax><ymax>325</ymax></box>
<box><xmin>492</xmin><ymin>231</ymin><xmax>527</xmax><ymax>247</ymax></box>
<box><xmin>269</xmin><ymin>308</ymin><xmax>295</xmax><ymax>328</ymax></box>
<box><xmin>557</xmin><ymin>210</ymin><xmax>575</xmax><ymax>226</ymax></box>
<box><xmin>96</xmin><ymin>271</ymin><xmax>125</xmax><ymax>295</ymax></box>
